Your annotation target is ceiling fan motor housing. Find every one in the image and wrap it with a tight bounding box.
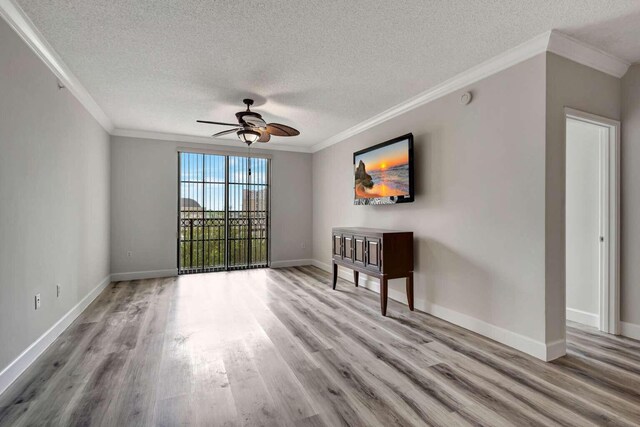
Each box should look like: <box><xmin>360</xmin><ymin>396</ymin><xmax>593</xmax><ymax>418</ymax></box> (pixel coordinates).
<box><xmin>236</xmin><ymin>110</ymin><xmax>262</xmax><ymax>124</ymax></box>
<box><xmin>236</xmin><ymin>99</ymin><xmax>264</xmax><ymax>126</ymax></box>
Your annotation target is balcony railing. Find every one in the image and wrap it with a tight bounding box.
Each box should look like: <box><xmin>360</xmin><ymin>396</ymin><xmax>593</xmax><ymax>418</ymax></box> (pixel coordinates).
<box><xmin>179</xmin><ymin>210</ymin><xmax>268</xmax><ymax>273</ymax></box>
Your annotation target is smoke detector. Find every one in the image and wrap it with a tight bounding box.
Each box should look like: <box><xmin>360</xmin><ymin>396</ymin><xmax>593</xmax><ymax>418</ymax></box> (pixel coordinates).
<box><xmin>460</xmin><ymin>92</ymin><xmax>472</xmax><ymax>105</ymax></box>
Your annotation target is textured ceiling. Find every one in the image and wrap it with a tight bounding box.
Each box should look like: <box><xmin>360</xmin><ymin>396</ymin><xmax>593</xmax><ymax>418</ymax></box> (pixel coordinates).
<box><xmin>15</xmin><ymin>0</ymin><xmax>640</xmax><ymax>148</ymax></box>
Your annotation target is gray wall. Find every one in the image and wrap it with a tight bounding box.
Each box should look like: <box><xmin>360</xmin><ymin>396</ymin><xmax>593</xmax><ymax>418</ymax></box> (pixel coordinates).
<box><xmin>313</xmin><ymin>55</ymin><xmax>549</xmax><ymax>345</ymax></box>
<box><xmin>622</xmin><ymin>64</ymin><xmax>640</xmax><ymax>326</ymax></box>
<box><xmin>565</xmin><ymin>119</ymin><xmax>601</xmax><ymax>319</ymax></box>
<box><xmin>0</xmin><ymin>19</ymin><xmax>110</xmax><ymax>371</ymax></box>
<box><xmin>110</xmin><ymin>137</ymin><xmax>312</xmax><ymax>276</ymax></box>
<box><xmin>544</xmin><ymin>53</ymin><xmax>621</xmax><ymax>342</ymax></box>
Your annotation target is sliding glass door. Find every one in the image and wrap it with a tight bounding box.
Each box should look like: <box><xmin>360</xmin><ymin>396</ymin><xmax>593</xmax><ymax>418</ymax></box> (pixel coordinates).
<box><xmin>178</xmin><ymin>152</ymin><xmax>269</xmax><ymax>274</ymax></box>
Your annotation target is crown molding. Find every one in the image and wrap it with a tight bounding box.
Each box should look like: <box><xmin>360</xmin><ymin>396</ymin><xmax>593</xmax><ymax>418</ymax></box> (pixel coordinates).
<box><xmin>111</xmin><ymin>128</ymin><xmax>313</xmax><ymax>153</ymax></box>
<box><xmin>547</xmin><ymin>30</ymin><xmax>630</xmax><ymax>79</ymax></box>
<box><xmin>310</xmin><ymin>31</ymin><xmax>552</xmax><ymax>153</ymax></box>
<box><xmin>0</xmin><ymin>0</ymin><xmax>114</xmax><ymax>132</ymax></box>
<box><xmin>1</xmin><ymin>2</ymin><xmax>629</xmax><ymax>153</ymax></box>
<box><xmin>311</xmin><ymin>30</ymin><xmax>630</xmax><ymax>153</ymax></box>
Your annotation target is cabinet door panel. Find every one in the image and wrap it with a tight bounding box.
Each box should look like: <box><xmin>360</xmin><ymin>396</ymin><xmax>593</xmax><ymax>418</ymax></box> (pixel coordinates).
<box><xmin>343</xmin><ymin>235</ymin><xmax>354</xmax><ymax>262</ymax></box>
<box><xmin>332</xmin><ymin>234</ymin><xmax>342</xmax><ymax>259</ymax></box>
<box><xmin>353</xmin><ymin>236</ymin><xmax>366</xmax><ymax>266</ymax></box>
<box><xmin>366</xmin><ymin>237</ymin><xmax>381</xmax><ymax>271</ymax></box>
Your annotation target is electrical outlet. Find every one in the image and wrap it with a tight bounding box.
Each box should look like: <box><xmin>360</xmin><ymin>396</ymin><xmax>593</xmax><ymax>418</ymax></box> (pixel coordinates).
<box><xmin>56</xmin><ymin>284</ymin><xmax>61</xmax><ymax>298</ymax></box>
<box><xmin>35</xmin><ymin>294</ymin><xmax>41</xmax><ymax>310</ymax></box>
<box><xmin>301</xmin><ymin>242</ymin><xmax>306</xmax><ymax>249</ymax></box>
<box><xmin>127</xmin><ymin>251</ymin><xmax>132</xmax><ymax>257</ymax></box>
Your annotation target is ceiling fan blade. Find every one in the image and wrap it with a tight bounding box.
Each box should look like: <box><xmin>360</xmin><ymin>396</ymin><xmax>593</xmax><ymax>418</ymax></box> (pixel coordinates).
<box><xmin>243</xmin><ymin>116</ymin><xmax>267</xmax><ymax>128</ymax></box>
<box><xmin>212</xmin><ymin>128</ymin><xmax>241</xmax><ymax>137</ymax></box>
<box><xmin>257</xmin><ymin>131</ymin><xmax>271</xmax><ymax>143</ymax></box>
<box><xmin>266</xmin><ymin>123</ymin><xmax>300</xmax><ymax>137</ymax></box>
<box><xmin>197</xmin><ymin>120</ymin><xmax>239</xmax><ymax>126</ymax></box>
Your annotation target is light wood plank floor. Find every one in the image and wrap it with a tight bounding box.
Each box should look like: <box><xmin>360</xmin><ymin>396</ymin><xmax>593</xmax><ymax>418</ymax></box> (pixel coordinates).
<box><xmin>1</xmin><ymin>266</ymin><xmax>640</xmax><ymax>426</ymax></box>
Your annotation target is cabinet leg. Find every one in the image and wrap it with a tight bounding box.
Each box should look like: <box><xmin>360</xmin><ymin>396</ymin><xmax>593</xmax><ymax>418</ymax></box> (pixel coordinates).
<box><xmin>406</xmin><ymin>272</ymin><xmax>414</xmax><ymax>311</ymax></box>
<box><xmin>353</xmin><ymin>270</ymin><xmax>359</xmax><ymax>287</ymax></box>
<box><xmin>380</xmin><ymin>276</ymin><xmax>388</xmax><ymax>316</ymax></box>
<box><xmin>332</xmin><ymin>262</ymin><xmax>338</xmax><ymax>290</ymax></box>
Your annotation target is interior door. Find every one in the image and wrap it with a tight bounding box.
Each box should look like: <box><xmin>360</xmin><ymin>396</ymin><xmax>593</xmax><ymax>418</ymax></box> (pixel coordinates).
<box><xmin>178</xmin><ymin>152</ymin><xmax>269</xmax><ymax>274</ymax></box>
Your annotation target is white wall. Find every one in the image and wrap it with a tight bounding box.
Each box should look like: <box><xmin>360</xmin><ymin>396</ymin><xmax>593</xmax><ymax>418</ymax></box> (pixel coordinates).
<box><xmin>621</xmin><ymin>64</ymin><xmax>640</xmax><ymax>332</ymax></box>
<box><xmin>545</xmin><ymin>53</ymin><xmax>621</xmax><ymax>344</ymax></box>
<box><xmin>312</xmin><ymin>54</ymin><xmax>549</xmax><ymax>357</ymax></box>
<box><xmin>0</xmin><ymin>19</ymin><xmax>110</xmax><ymax>373</ymax></box>
<box><xmin>565</xmin><ymin>119</ymin><xmax>601</xmax><ymax>325</ymax></box>
<box><xmin>110</xmin><ymin>137</ymin><xmax>312</xmax><ymax>277</ymax></box>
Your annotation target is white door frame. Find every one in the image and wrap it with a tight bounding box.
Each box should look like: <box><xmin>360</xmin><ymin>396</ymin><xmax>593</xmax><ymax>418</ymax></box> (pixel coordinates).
<box><xmin>564</xmin><ymin>107</ymin><xmax>620</xmax><ymax>334</ymax></box>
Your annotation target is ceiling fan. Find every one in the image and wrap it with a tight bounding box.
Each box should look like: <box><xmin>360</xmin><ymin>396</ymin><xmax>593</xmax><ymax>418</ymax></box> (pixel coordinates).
<box><xmin>197</xmin><ymin>99</ymin><xmax>300</xmax><ymax>145</ymax></box>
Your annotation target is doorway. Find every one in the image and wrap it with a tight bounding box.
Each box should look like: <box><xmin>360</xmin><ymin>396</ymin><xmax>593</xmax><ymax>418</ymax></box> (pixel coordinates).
<box><xmin>564</xmin><ymin>108</ymin><xmax>619</xmax><ymax>334</ymax></box>
<box><xmin>178</xmin><ymin>151</ymin><xmax>270</xmax><ymax>274</ymax></box>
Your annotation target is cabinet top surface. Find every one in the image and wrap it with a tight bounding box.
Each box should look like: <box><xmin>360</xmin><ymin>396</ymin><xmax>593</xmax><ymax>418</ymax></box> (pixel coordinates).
<box><xmin>332</xmin><ymin>226</ymin><xmax>412</xmax><ymax>235</ymax></box>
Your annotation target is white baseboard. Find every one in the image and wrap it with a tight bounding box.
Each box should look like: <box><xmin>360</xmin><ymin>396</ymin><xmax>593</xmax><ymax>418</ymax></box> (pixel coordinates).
<box><xmin>545</xmin><ymin>338</ymin><xmax>567</xmax><ymax>361</ymax></box>
<box><xmin>566</xmin><ymin>307</ymin><xmax>600</xmax><ymax>328</ymax></box>
<box><xmin>110</xmin><ymin>268</ymin><xmax>178</xmax><ymax>282</ymax></box>
<box><xmin>0</xmin><ymin>274</ymin><xmax>112</xmax><ymax>396</ymax></box>
<box><xmin>311</xmin><ymin>259</ymin><xmax>562</xmax><ymax>361</ymax></box>
<box><xmin>270</xmin><ymin>259</ymin><xmax>313</xmax><ymax>268</ymax></box>
<box><xmin>621</xmin><ymin>321</ymin><xmax>640</xmax><ymax>341</ymax></box>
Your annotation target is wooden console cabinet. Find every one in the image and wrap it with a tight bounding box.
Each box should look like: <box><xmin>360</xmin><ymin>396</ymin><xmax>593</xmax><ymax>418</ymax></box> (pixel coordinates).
<box><xmin>332</xmin><ymin>227</ymin><xmax>414</xmax><ymax>316</ymax></box>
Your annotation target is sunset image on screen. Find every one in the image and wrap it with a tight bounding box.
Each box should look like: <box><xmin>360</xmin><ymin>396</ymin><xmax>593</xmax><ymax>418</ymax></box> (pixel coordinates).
<box><xmin>354</xmin><ymin>139</ymin><xmax>410</xmax><ymax>199</ymax></box>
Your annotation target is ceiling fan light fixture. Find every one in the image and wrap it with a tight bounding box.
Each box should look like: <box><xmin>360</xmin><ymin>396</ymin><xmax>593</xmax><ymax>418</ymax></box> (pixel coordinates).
<box><xmin>237</xmin><ymin>129</ymin><xmax>260</xmax><ymax>145</ymax></box>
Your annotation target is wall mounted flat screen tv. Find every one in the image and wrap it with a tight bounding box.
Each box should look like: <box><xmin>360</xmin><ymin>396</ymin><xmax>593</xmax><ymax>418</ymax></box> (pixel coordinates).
<box><xmin>353</xmin><ymin>133</ymin><xmax>414</xmax><ymax>205</ymax></box>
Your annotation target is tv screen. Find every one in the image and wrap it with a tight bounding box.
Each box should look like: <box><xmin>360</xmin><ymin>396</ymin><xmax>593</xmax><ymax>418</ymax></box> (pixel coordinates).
<box><xmin>353</xmin><ymin>133</ymin><xmax>414</xmax><ymax>205</ymax></box>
